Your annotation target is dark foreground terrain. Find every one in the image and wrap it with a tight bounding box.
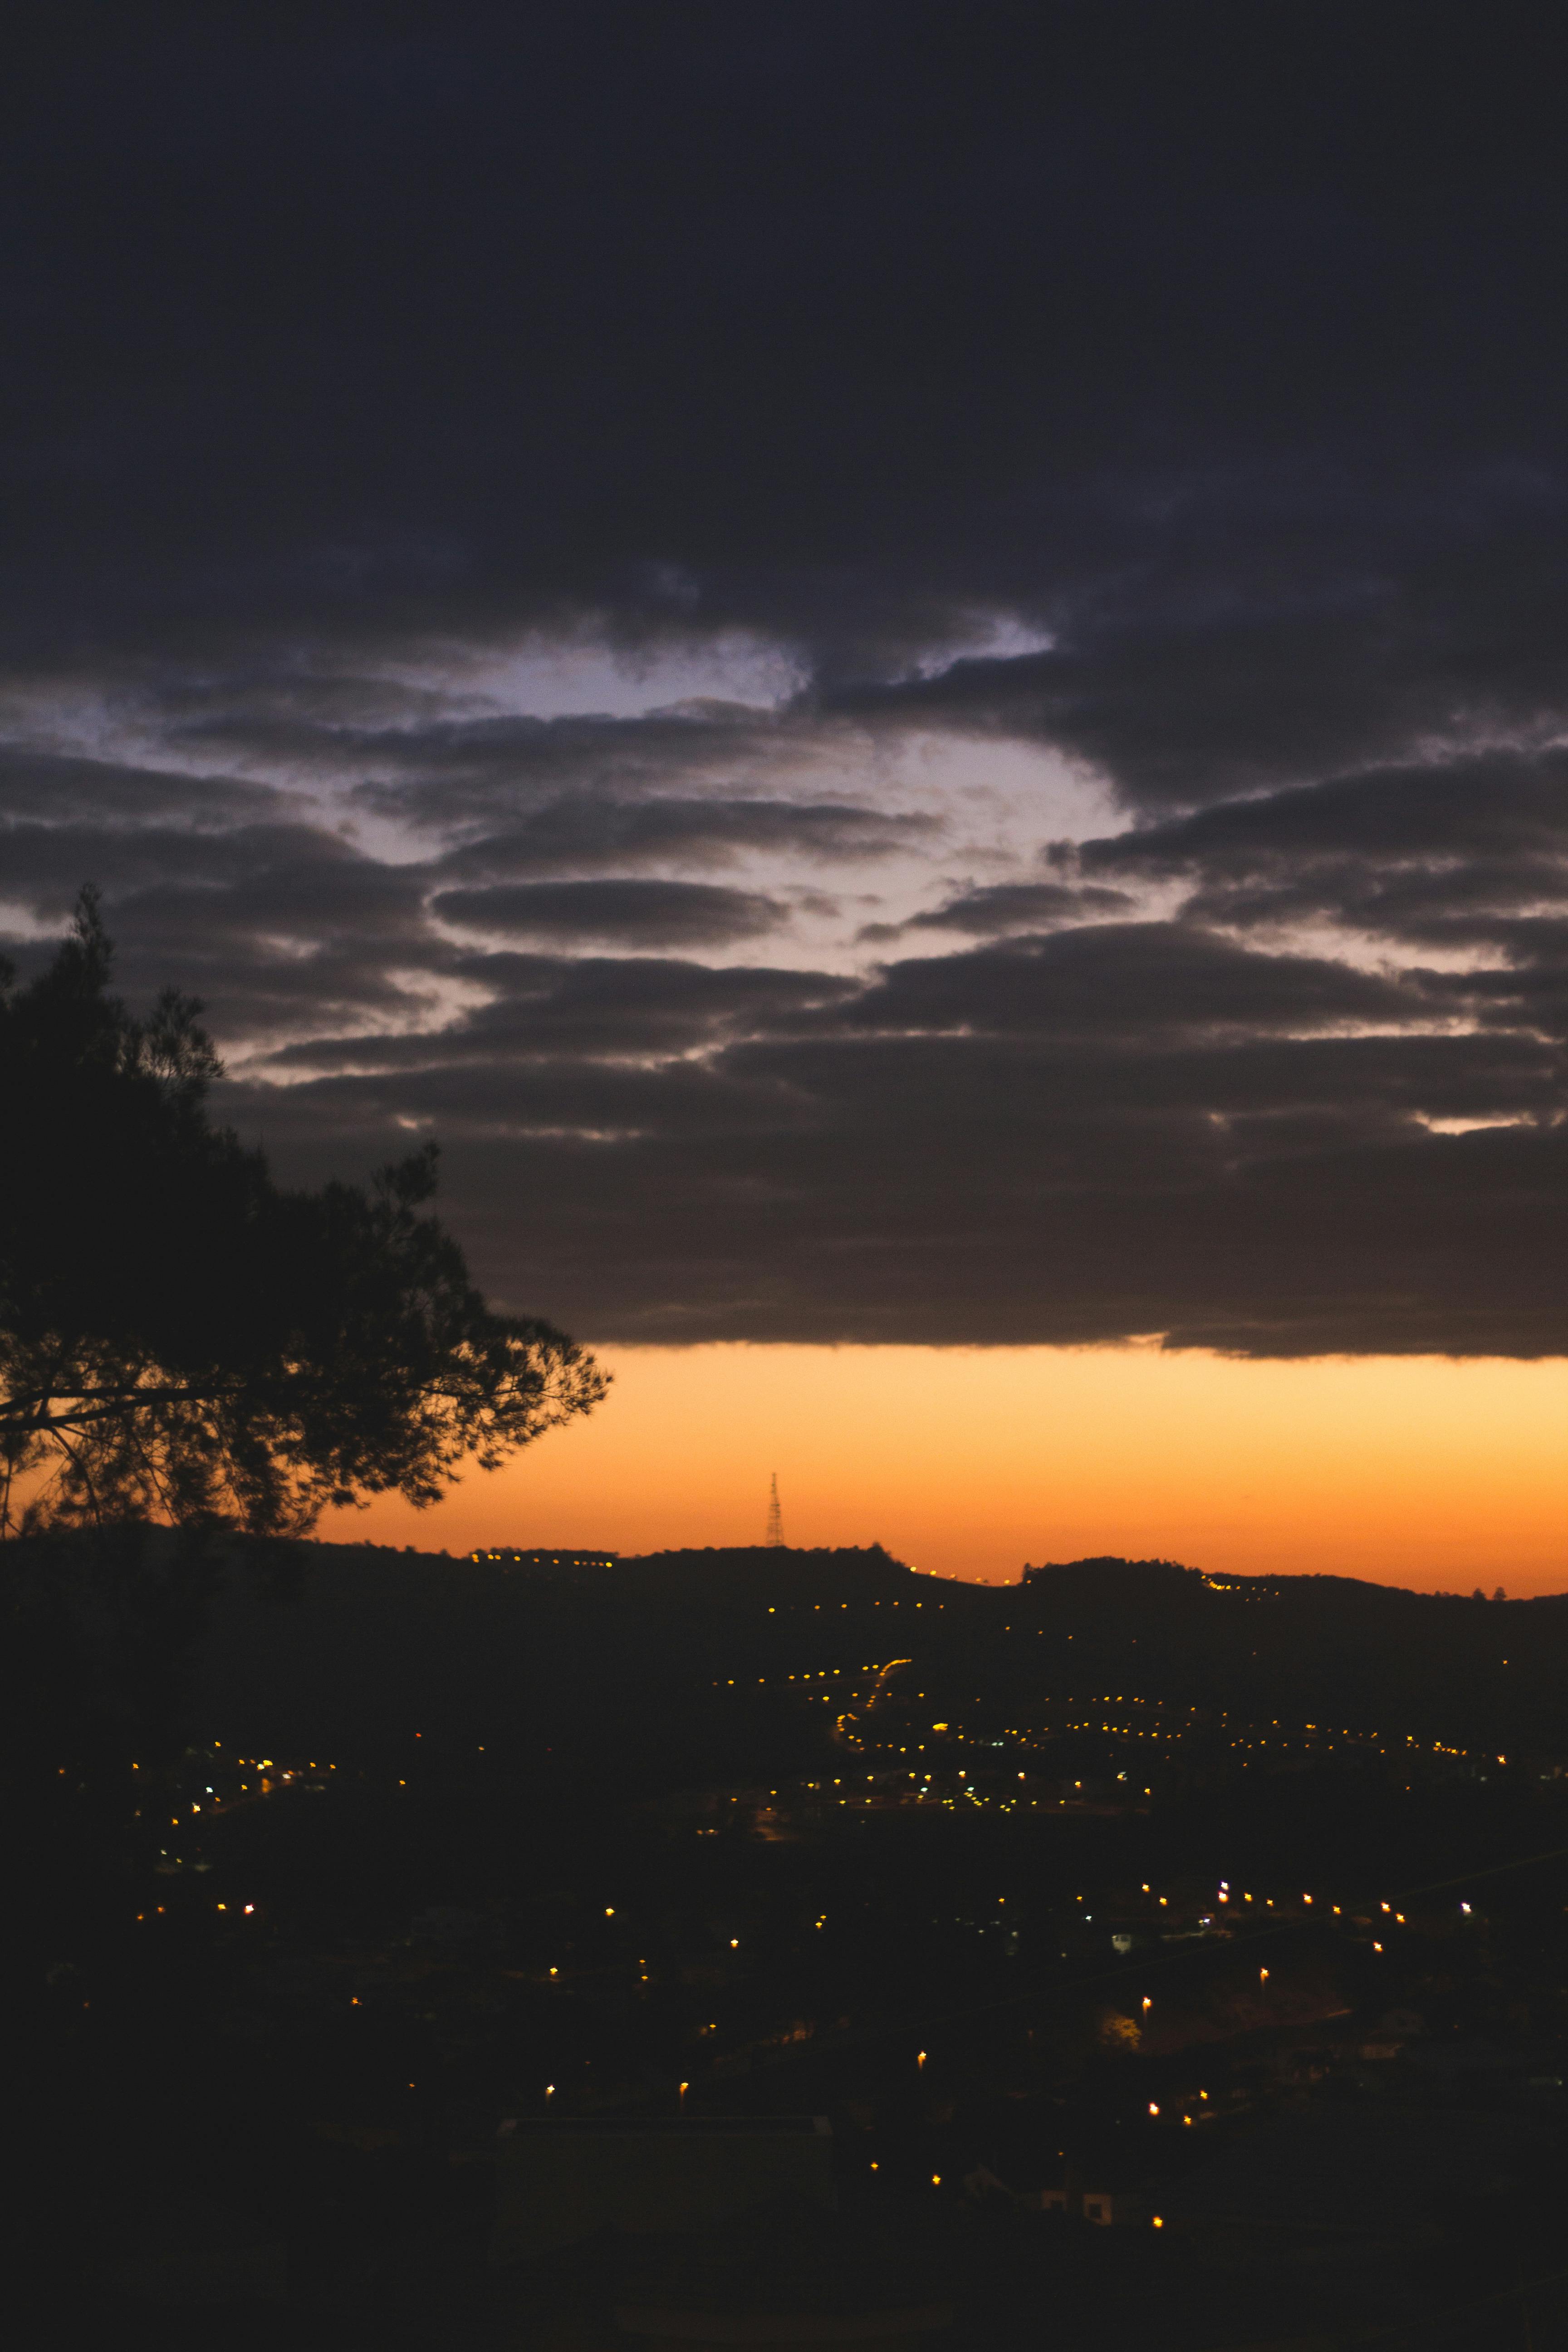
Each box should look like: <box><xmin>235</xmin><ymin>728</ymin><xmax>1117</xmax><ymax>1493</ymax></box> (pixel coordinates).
<box><xmin>10</xmin><ymin>1534</ymin><xmax>1568</xmax><ymax>2348</ymax></box>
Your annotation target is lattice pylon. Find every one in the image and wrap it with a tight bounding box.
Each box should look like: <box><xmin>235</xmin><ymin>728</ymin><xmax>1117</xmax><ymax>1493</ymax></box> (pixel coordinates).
<box><xmin>765</xmin><ymin>1471</ymin><xmax>784</xmax><ymax>1548</ymax></box>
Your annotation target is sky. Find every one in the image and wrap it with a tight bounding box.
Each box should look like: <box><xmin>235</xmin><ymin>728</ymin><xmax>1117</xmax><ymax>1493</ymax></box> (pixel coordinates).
<box><xmin>320</xmin><ymin>1343</ymin><xmax>1567</xmax><ymax>1596</ymax></box>
<box><xmin>4</xmin><ymin>5</ymin><xmax>1565</xmax><ymax>1586</ymax></box>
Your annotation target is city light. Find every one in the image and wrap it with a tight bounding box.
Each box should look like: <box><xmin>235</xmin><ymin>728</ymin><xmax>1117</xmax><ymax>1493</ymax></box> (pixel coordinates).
<box><xmin>91</xmin><ymin>1564</ymin><xmax>1550</xmax><ymax>2286</ymax></box>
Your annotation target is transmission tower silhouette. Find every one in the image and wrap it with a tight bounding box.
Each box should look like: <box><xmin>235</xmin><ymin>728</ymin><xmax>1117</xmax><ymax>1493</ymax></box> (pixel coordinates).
<box><xmin>765</xmin><ymin>1472</ymin><xmax>784</xmax><ymax>1548</ymax></box>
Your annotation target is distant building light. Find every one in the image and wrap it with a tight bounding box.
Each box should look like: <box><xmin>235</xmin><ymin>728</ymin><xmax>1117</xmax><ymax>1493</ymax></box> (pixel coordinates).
<box><xmin>469</xmin><ymin>1548</ymin><xmax>619</xmax><ymax>1570</ymax></box>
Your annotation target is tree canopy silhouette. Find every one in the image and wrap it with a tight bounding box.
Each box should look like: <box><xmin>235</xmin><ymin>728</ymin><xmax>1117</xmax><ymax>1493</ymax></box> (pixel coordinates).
<box><xmin>0</xmin><ymin>890</ymin><xmax>608</xmax><ymax>1538</ymax></box>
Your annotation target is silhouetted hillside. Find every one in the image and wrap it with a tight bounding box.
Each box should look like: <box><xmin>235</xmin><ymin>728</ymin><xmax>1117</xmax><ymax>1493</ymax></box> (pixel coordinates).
<box><xmin>13</xmin><ymin>1534</ymin><xmax>1563</xmax><ymax>1790</ymax></box>
<box><xmin>12</xmin><ymin>1528</ymin><xmax>1568</xmax><ymax>2352</ymax></box>
<box><xmin>169</xmin><ymin>1541</ymin><xmax>1568</xmax><ymax>1780</ymax></box>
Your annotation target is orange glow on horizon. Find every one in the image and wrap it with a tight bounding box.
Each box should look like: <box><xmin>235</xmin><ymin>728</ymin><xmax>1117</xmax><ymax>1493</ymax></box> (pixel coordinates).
<box><xmin>318</xmin><ymin>1343</ymin><xmax>1568</xmax><ymax>1595</ymax></box>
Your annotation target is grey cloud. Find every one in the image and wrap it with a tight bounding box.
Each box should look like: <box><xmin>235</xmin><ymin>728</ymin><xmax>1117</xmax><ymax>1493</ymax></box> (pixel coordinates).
<box><xmin>1182</xmin><ymin>861</ymin><xmax>1568</xmax><ymax>957</ymax></box>
<box><xmin>6</xmin><ymin>710</ymin><xmax>1562</xmax><ymax>1363</ymax></box>
<box><xmin>349</xmin><ymin>706</ymin><xmax>845</xmax><ymax>821</ymax></box>
<box><xmin>823</xmin><ymin>531</ymin><xmax>1568</xmax><ymax>810</ymax></box>
<box><xmin>7</xmin><ymin>12</ymin><xmax>1568</xmax><ymax>749</ymax></box>
<box><xmin>9</xmin><ymin>9</ymin><xmax>1568</xmax><ymax>1357</ymax></box>
<box><xmin>843</xmin><ymin>923</ymin><xmax>1420</xmax><ymax>1041</ymax></box>
<box><xmin>0</xmin><ymin>749</ymin><xmax>288</xmax><ymax>828</ymax></box>
<box><xmin>231</xmin><ymin>1017</ymin><xmax>1564</xmax><ymax>1357</ymax></box>
<box><xmin>431</xmin><ymin>878</ymin><xmax>787</xmax><ymax>948</ymax></box>
<box><xmin>0</xmin><ymin>819</ymin><xmax>408</xmax><ymax>928</ymax></box>
<box><xmin>153</xmin><ymin>667</ymin><xmax>477</xmax><ymax>739</ymax></box>
<box><xmin>208</xmin><ymin>911</ymin><xmax>1564</xmax><ymax>1358</ymax></box>
<box><xmin>894</xmin><ymin>881</ymin><xmax>1135</xmax><ymax>937</ymax></box>
<box><xmin>153</xmin><ymin>695</ymin><xmax>940</xmax><ymax>876</ymax></box>
<box><xmin>1074</xmin><ymin>750</ymin><xmax>1568</xmax><ymax>877</ymax></box>
<box><xmin>1062</xmin><ymin>749</ymin><xmax>1568</xmax><ymax>981</ymax></box>
<box><xmin>0</xmin><ymin>818</ymin><xmax>447</xmax><ymax>1044</ymax></box>
<box><xmin>261</xmin><ymin>955</ymin><xmax>858</xmax><ymax>1069</ymax></box>
<box><xmin>429</xmin><ymin>795</ymin><xmax>935</xmax><ymax>878</ymax></box>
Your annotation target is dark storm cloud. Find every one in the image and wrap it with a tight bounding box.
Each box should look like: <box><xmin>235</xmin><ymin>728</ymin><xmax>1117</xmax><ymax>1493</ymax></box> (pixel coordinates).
<box><xmin>9</xmin><ymin>7</ymin><xmax>1567</xmax><ymax>669</ymax></box>
<box><xmin>431</xmin><ymin>879</ymin><xmax>786</xmax><ymax>948</ymax></box>
<box><xmin>6</xmin><ymin>5</ymin><xmax>1568</xmax><ymax>1353</ymax></box>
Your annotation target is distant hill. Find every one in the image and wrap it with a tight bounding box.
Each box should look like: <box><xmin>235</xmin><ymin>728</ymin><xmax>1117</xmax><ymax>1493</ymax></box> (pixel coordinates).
<box><xmin>179</xmin><ymin>1538</ymin><xmax>1568</xmax><ymax>1763</ymax></box>
<box><xmin>13</xmin><ymin>1533</ymin><xmax>1567</xmax><ymax>1791</ymax></box>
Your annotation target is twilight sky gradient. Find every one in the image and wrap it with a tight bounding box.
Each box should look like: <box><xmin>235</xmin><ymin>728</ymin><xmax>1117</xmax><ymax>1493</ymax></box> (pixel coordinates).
<box><xmin>4</xmin><ymin>6</ymin><xmax>1564</xmax><ymax>1583</ymax></box>
<box><xmin>321</xmin><ymin>1344</ymin><xmax>1567</xmax><ymax>1596</ymax></box>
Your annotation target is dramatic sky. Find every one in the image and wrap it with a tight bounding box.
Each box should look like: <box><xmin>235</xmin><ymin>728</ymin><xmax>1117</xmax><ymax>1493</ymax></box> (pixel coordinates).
<box><xmin>5</xmin><ymin>6</ymin><xmax>1564</xmax><ymax>1579</ymax></box>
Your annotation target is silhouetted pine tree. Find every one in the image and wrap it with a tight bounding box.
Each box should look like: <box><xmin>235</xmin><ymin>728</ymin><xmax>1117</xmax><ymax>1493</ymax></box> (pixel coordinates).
<box><xmin>0</xmin><ymin>888</ymin><xmax>607</xmax><ymax>1537</ymax></box>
